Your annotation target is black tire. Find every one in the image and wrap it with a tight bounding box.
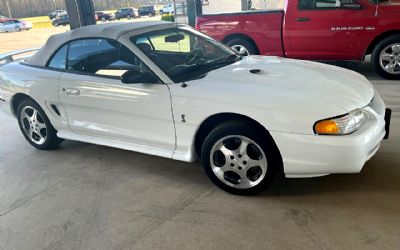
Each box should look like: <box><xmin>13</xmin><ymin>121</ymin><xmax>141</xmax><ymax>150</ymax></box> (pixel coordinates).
<box><xmin>127</xmin><ymin>15</ymin><xmax>131</xmax><ymax>20</ymax></box>
<box><xmin>226</xmin><ymin>38</ymin><xmax>257</xmax><ymax>56</ymax></box>
<box><xmin>372</xmin><ymin>35</ymin><xmax>400</xmax><ymax>80</ymax></box>
<box><xmin>101</xmin><ymin>17</ymin><xmax>106</xmax><ymax>22</ymax></box>
<box><xmin>201</xmin><ymin>120</ymin><xmax>281</xmax><ymax>195</ymax></box>
<box><xmin>17</xmin><ymin>98</ymin><xmax>63</xmax><ymax>150</ymax></box>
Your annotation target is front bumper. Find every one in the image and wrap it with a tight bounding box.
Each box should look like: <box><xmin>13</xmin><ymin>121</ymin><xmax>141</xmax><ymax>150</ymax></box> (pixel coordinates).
<box><xmin>271</xmin><ymin>105</ymin><xmax>389</xmax><ymax>178</ymax></box>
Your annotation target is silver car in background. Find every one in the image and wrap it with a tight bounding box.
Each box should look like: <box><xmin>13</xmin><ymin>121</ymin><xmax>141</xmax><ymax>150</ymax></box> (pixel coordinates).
<box><xmin>0</xmin><ymin>19</ymin><xmax>32</xmax><ymax>33</ymax></box>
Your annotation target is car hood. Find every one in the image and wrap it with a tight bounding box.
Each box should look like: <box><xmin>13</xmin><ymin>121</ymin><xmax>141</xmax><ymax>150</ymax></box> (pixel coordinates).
<box><xmin>193</xmin><ymin>56</ymin><xmax>374</xmax><ymax>113</ymax></box>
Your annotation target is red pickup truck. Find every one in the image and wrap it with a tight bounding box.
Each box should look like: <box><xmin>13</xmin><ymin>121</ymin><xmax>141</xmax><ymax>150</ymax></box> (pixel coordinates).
<box><xmin>196</xmin><ymin>0</ymin><xmax>400</xmax><ymax>79</ymax></box>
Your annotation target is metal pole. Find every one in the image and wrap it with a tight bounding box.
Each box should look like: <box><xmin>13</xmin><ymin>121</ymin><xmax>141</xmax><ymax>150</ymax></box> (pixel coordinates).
<box><xmin>5</xmin><ymin>0</ymin><xmax>12</xmax><ymax>18</ymax></box>
<box><xmin>173</xmin><ymin>0</ymin><xmax>177</xmax><ymax>23</ymax></box>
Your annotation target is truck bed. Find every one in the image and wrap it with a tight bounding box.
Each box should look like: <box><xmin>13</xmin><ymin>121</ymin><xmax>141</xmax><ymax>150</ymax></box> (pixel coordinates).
<box><xmin>196</xmin><ymin>10</ymin><xmax>285</xmax><ymax>56</ymax></box>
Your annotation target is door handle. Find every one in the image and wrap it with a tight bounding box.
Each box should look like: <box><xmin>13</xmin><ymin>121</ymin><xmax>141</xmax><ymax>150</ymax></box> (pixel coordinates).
<box><xmin>65</xmin><ymin>88</ymin><xmax>80</xmax><ymax>96</ymax></box>
<box><xmin>296</xmin><ymin>17</ymin><xmax>310</xmax><ymax>22</ymax></box>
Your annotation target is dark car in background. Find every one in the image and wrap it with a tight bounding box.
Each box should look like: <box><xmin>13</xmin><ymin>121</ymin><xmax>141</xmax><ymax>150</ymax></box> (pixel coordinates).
<box><xmin>48</xmin><ymin>10</ymin><xmax>67</xmax><ymax>20</ymax></box>
<box><xmin>95</xmin><ymin>11</ymin><xmax>116</xmax><ymax>22</ymax></box>
<box><xmin>115</xmin><ymin>8</ymin><xmax>138</xmax><ymax>20</ymax></box>
<box><xmin>138</xmin><ymin>5</ymin><xmax>158</xmax><ymax>17</ymax></box>
<box><xmin>52</xmin><ymin>15</ymin><xmax>69</xmax><ymax>27</ymax></box>
<box><xmin>139</xmin><ymin>5</ymin><xmax>158</xmax><ymax>16</ymax></box>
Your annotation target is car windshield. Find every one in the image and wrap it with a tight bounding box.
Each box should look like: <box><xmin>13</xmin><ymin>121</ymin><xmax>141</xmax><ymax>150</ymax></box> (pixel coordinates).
<box><xmin>130</xmin><ymin>27</ymin><xmax>242</xmax><ymax>82</ymax></box>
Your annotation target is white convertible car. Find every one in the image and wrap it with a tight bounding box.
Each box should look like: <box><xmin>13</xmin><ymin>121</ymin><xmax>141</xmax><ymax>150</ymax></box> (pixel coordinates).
<box><xmin>0</xmin><ymin>21</ymin><xmax>392</xmax><ymax>195</ymax></box>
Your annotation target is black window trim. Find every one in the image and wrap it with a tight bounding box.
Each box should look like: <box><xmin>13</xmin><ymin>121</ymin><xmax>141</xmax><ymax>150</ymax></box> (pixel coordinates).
<box><xmin>43</xmin><ymin>37</ymin><xmax>164</xmax><ymax>84</ymax></box>
<box><xmin>298</xmin><ymin>0</ymin><xmax>363</xmax><ymax>11</ymax></box>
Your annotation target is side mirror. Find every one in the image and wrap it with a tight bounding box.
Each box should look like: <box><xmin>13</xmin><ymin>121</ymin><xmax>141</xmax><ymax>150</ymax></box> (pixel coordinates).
<box><xmin>121</xmin><ymin>69</ymin><xmax>159</xmax><ymax>84</ymax></box>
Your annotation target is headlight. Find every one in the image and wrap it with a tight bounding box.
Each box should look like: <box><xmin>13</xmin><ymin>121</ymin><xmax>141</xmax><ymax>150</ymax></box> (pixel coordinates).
<box><xmin>314</xmin><ymin>109</ymin><xmax>368</xmax><ymax>135</ymax></box>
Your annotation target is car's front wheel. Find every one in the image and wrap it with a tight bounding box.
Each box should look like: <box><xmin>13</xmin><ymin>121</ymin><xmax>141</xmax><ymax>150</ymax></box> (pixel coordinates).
<box><xmin>372</xmin><ymin>35</ymin><xmax>400</xmax><ymax>80</ymax></box>
<box><xmin>17</xmin><ymin>99</ymin><xmax>63</xmax><ymax>150</ymax></box>
<box><xmin>201</xmin><ymin>120</ymin><xmax>280</xmax><ymax>195</ymax></box>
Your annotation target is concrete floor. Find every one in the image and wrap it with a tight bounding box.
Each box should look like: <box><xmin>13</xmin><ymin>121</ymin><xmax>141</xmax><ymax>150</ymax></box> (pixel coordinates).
<box><xmin>1</xmin><ymin>60</ymin><xmax>400</xmax><ymax>249</ymax></box>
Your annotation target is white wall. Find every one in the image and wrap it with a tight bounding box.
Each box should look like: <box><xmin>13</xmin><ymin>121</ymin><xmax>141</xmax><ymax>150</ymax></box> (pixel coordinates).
<box><xmin>252</xmin><ymin>0</ymin><xmax>285</xmax><ymax>9</ymax></box>
<box><xmin>202</xmin><ymin>0</ymin><xmax>284</xmax><ymax>14</ymax></box>
<box><xmin>202</xmin><ymin>0</ymin><xmax>242</xmax><ymax>14</ymax></box>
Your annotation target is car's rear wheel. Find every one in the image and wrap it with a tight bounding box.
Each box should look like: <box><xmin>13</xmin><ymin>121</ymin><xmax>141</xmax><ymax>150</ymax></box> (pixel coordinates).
<box><xmin>17</xmin><ymin>99</ymin><xmax>63</xmax><ymax>150</ymax></box>
<box><xmin>201</xmin><ymin>120</ymin><xmax>280</xmax><ymax>195</ymax></box>
<box><xmin>127</xmin><ymin>15</ymin><xmax>131</xmax><ymax>20</ymax></box>
<box><xmin>372</xmin><ymin>35</ymin><xmax>400</xmax><ymax>80</ymax></box>
<box><xmin>226</xmin><ymin>38</ymin><xmax>257</xmax><ymax>56</ymax></box>
<box><xmin>101</xmin><ymin>17</ymin><xmax>106</xmax><ymax>22</ymax></box>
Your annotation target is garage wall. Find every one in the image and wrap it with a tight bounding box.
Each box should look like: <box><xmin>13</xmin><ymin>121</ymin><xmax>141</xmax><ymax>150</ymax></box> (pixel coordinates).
<box><xmin>202</xmin><ymin>0</ymin><xmax>242</xmax><ymax>14</ymax></box>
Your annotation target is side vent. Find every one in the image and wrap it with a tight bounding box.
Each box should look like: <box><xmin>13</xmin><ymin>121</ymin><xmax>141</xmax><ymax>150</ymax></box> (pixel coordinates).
<box><xmin>51</xmin><ymin>104</ymin><xmax>61</xmax><ymax>116</ymax></box>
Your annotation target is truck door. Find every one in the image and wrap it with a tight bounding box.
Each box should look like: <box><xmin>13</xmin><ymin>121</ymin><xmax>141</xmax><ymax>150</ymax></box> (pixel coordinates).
<box><xmin>285</xmin><ymin>0</ymin><xmax>372</xmax><ymax>60</ymax></box>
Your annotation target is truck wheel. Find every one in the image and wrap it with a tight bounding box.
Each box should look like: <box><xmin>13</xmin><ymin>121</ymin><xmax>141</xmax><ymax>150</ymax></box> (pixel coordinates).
<box><xmin>226</xmin><ymin>38</ymin><xmax>257</xmax><ymax>56</ymax></box>
<box><xmin>372</xmin><ymin>35</ymin><xmax>400</xmax><ymax>80</ymax></box>
<box><xmin>201</xmin><ymin>120</ymin><xmax>281</xmax><ymax>195</ymax></box>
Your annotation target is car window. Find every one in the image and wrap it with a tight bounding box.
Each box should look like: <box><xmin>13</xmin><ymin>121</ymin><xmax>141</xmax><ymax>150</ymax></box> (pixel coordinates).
<box><xmin>131</xmin><ymin>27</ymin><xmax>241</xmax><ymax>82</ymax></box>
<box><xmin>299</xmin><ymin>0</ymin><xmax>359</xmax><ymax>9</ymax></box>
<box><xmin>47</xmin><ymin>44</ymin><xmax>68</xmax><ymax>70</ymax></box>
<box><xmin>66</xmin><ymin>38</ymin><xmax>152</xmax><ymax>80</ymax></box>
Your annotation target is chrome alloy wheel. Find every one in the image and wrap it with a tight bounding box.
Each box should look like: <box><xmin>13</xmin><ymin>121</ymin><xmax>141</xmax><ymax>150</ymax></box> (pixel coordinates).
<box><xmin>210</xmin><ymin>135</ymin><xmax>267</xmax><ymax>189</ymax></box>
<box><xmin>19</xmin><ymin>106</ymin><xmax>47</xmax><ymax>145</ymax></box>
<box><xmin>231</xmin><ymin>45</ymin><xmax>250</xmax><ymax>56</ymax></box>
<box><xmin>379</xmin><ymin>43</ymin><xmax>400</xmax><ymax>75</ymax></box>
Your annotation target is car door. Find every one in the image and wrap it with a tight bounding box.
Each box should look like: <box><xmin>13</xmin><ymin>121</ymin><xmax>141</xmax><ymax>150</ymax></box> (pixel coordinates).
<box><xmin>286</xmin><ymin>0</ymin><xmax>369</xmax><ymax>60</ymax></box>
<box><xmin>58</xmin><ymin>38</ymin><xmax>176</xmax><ymax>154</ymax></box>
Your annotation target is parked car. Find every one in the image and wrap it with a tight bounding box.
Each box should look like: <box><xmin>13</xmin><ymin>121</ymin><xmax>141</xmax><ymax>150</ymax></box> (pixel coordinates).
<box><xmin>0</xmin><ymin>19</ymin><xmax>32</xmax><ymax>32</ymax></box>
<box><xmin>95</xmin><ymin>11</ymin><xmax>116</xmax><ymax>22</ymax></box>
<box><xmin>196</xmin><ymin>0</ymin><xmax>400</xmax><ymax>79</ymax></box>
<box><xmin>160</xmin><ymin>3</ymin><xmax>174</xmax><ymax>15</ymax></box>
<box><xmin>52</xmin><ymin>15</ymin><xmax>69</xmax><ymax>27</ymax></box>
<box><xmin>48</xmin><ymin>10</ymin><xmax>67</xmax><ymax>20</ymax></box>
<box><xmin>115</xmin><ymin>8</ymin><xmax>138</xmax><ymax>20</ymax></box>
<box><xmin>0</xmin><ymin>22</ymin><xmax>391</xmax><ymax>195</ymax></box>
<box><xmin>138</xmin><ymin>5</ymin><xmax>158</xmax><ymax>16</ymax></box>
<box><xmin>161</xmin><ymin>3</ymin><xmax>186</xmax><ymax>15</ymax></box>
